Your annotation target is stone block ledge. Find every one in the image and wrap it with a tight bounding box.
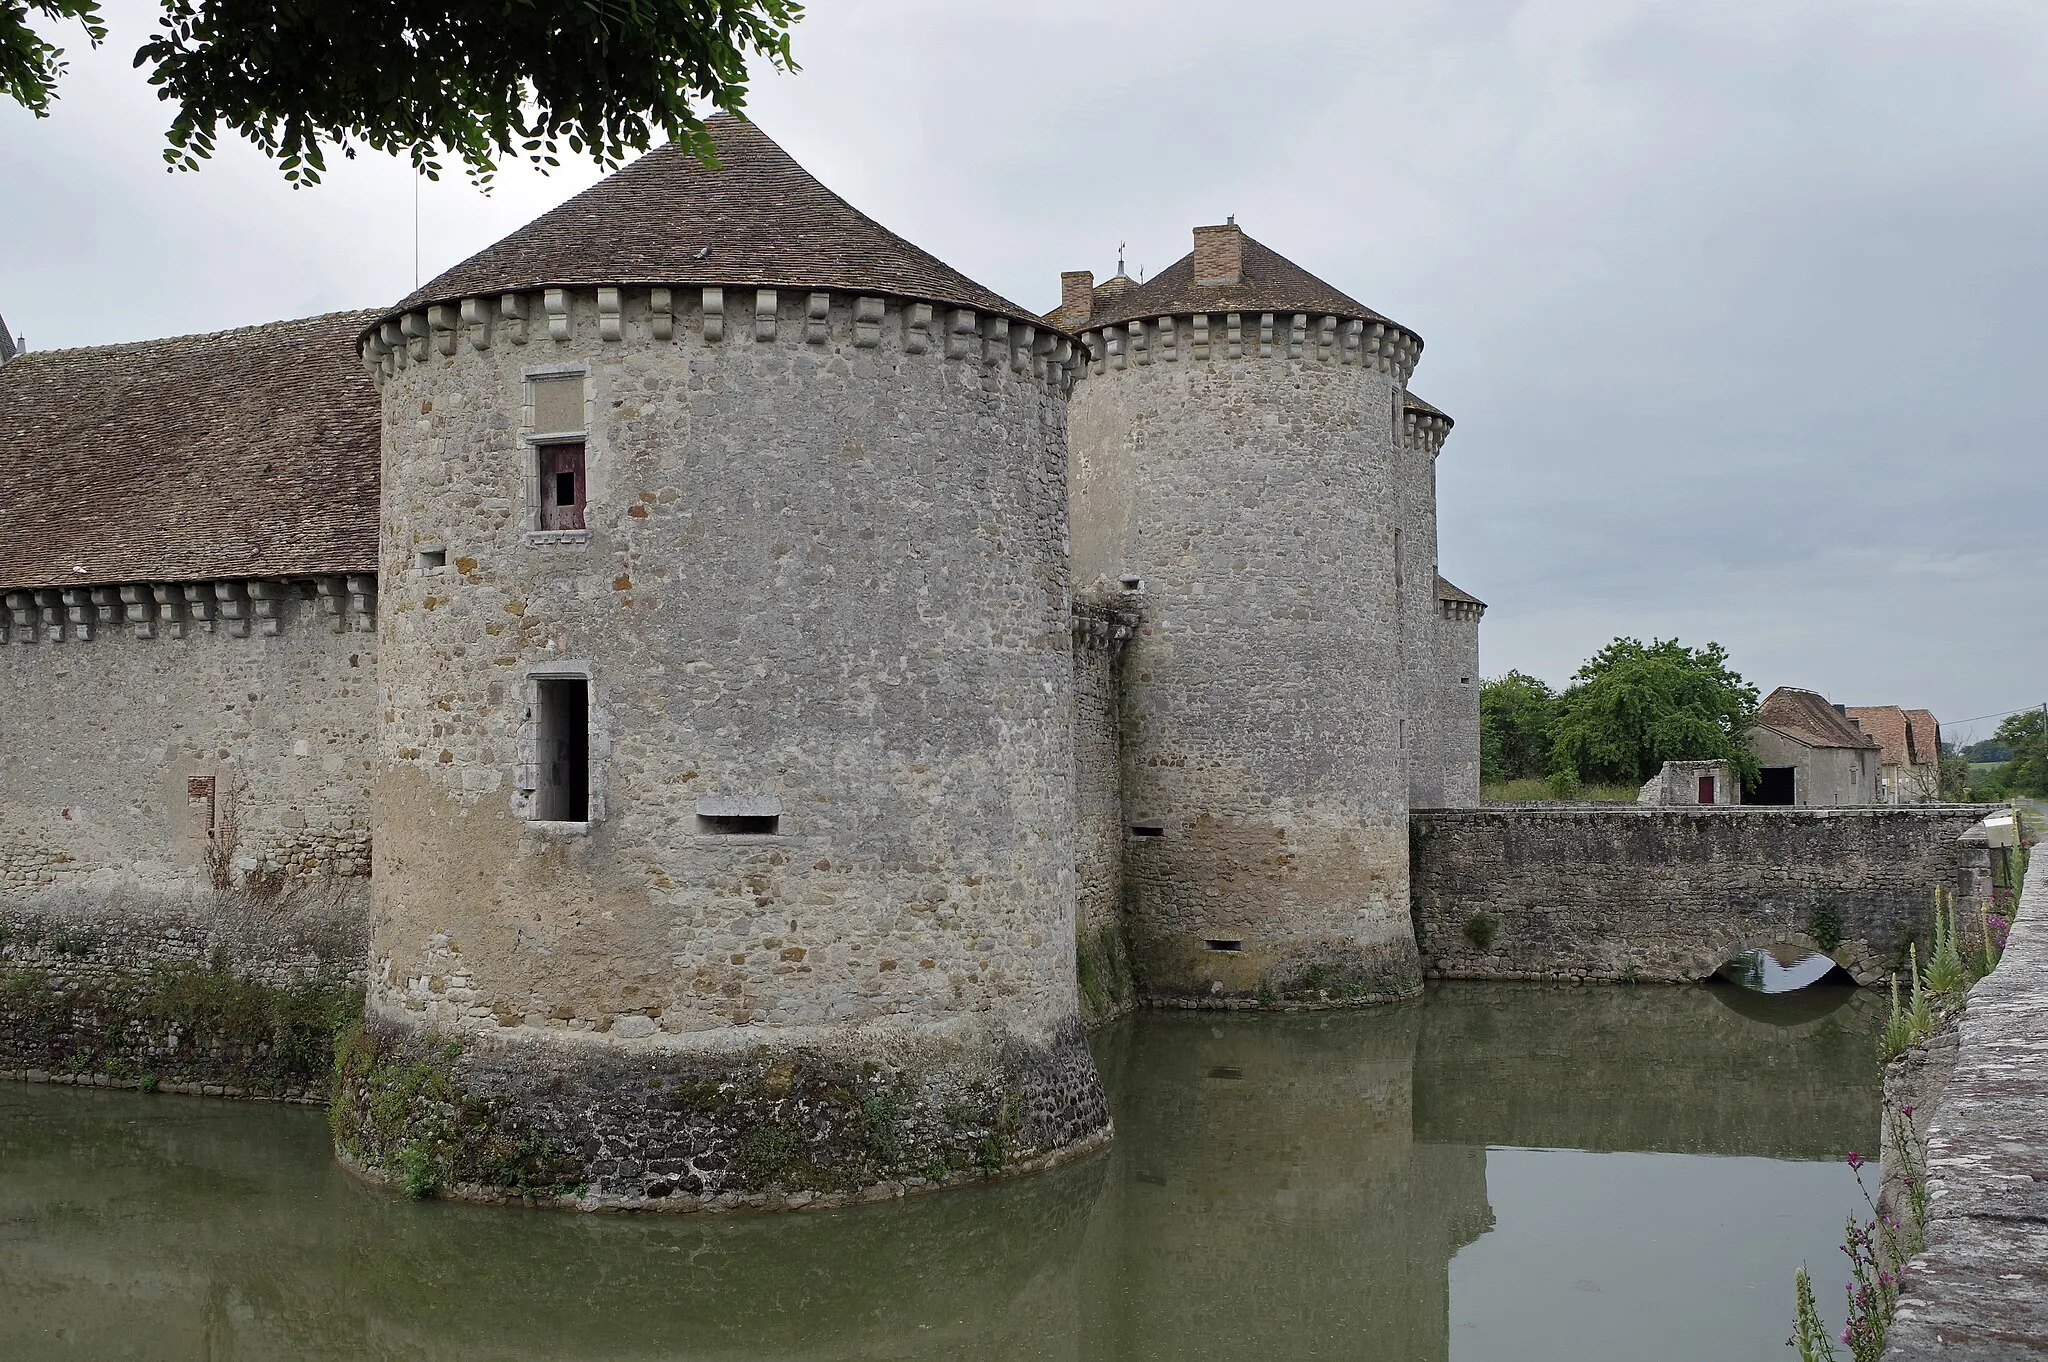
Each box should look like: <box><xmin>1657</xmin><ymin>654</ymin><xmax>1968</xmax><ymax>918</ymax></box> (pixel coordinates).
<box><xmin>1886</xmin><ymin>847</ymin><xmax>2048</xmax><ymax>1358</ymax></box>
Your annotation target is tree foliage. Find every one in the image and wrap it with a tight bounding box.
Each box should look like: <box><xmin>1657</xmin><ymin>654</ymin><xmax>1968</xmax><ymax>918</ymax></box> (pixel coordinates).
<box><xmin>5</xmin><ymin>0</ymin><xmax>803</xmax><ymax>184</ymax></box>
<box><xmin>1479</xmin><ymin>670</ymin><xmax>1556</xmax><ymax>783</ymax></box>
<box><xmin>1987</xmin><ymin>710</ymin><xmax>2048</xmax><ymax>798</ymax></box>
<box><xmin>1548</xmin><ymin>637</ymin><xmax>1760</xmax><ymax>786</ymax></box>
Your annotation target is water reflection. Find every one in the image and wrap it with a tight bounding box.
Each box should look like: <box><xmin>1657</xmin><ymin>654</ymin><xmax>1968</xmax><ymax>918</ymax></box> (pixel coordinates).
<box><xmin>0</xmin><ymin>983</ymin><xmax>1881</xmax><ymax>1361</ymax></box>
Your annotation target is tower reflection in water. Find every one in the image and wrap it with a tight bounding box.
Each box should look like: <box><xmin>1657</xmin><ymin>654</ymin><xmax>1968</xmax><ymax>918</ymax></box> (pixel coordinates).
<box><xmin>0</xmin><ymin>983</ymin><xmax>1879</xmax><ymax>1361</ymax></box>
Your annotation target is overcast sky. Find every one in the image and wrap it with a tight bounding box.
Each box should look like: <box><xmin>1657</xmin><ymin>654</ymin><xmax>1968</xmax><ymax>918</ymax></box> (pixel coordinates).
<box><xmin>4</xmin><ymin>0</ymin><xmax>2043</xmax><ymax>741</ymax></box>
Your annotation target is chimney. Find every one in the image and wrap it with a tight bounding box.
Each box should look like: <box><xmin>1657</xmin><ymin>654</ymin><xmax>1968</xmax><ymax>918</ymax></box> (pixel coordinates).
<box><xmin>1833</xmin><ymin>703</ymin><xmax>1847</xmax><ymax>715</ymax></box>
<box><xmin>1060</xmin><ymin>271</ymin><xmax>1094</xmax><ymax>325</ymax></box>
<box><xmin>1192</xmin><ymin>220</ymin><xmax>1243</xmax><ymax>287</ymax></box>
<box><xmin>0</xmin><ymin>314</ymin><xmax>16</xmax><ymax>366</ymax></box>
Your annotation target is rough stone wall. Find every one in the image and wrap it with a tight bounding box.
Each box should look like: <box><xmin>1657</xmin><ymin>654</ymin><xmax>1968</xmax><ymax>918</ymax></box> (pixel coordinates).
<box><xmin>0</xmin><ymin>585</ymin><xmax>374</xmax><ymax>1093</ymax></box>
<box><xmin>1068</xmin><ymin>321</ymin><xmax>1418</xmax><ymax>1006</ymax></box>
<box><xmin>1886</xmin><ymin>848</ymin><xmax>2048</xmax><ymax>1357</ymax></box>
<box><xmin>0</xmin><ymin>585</ymin><xmax>375</xmax><ymax>898</ymax></box>
<box><xmin>1410</xmin><ymin>805</ymin><xmax>1993</xmax><ymax>983</ymax></box>
<box><xmin>1749</xmin><ymin>726</ymin><xmax>1880</xmax><ymax>805</ymax></box>
<box><xmin>1399</xmin><ymin>414</ymin><xmax>1446</xmax><ymax>809</ymax></box>
<box><xmin>1432</xmin><ymin>604</ymin><xmax>1481</xmax><ymax>807</ymax></box>
<box><xmin>362</xmin><ymin>285</ymin><xmax>1106</xmax><ymax>1202</ymax></box>
<box><xmin>1072</xmin><ymin>593</ymin><xmax>1138</xmax><ymax>1026</ymax></box>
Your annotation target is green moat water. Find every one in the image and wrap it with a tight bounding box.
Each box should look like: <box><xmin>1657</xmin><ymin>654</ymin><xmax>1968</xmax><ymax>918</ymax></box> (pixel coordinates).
<box><xmin>0</xmin><ymin>982</ymin><xmax>1880</xmax><ymax>1361</ymax></box>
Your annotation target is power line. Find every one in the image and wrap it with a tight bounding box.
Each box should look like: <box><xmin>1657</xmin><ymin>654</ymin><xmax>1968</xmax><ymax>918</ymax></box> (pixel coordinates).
<box><xmin>1950</xmin><ymin>704</ymin><xmax>2046</xmax><ymax>727</ymax></box>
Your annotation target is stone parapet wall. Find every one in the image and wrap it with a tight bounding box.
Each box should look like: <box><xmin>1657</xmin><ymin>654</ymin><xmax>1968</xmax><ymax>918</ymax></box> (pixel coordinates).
<box><xmin>1411</xmin><ymin>805</ymin><xmax>1994</xmax><ymax>984</ymax></box>
<box><xmin>1886</xmin><ymin>842</ymin><xmax>2048</xmax><ymax>1357</ymax></box>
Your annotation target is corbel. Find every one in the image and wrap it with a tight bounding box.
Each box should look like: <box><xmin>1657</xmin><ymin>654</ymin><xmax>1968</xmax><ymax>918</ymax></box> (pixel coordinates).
<box><xmin>1259</xmin><ymin>313</ymin><xmax>1275</xmax><ymax>358</ymax></box>
<box><xmin>649</xmin><ymin>288</ymin><xmax>674</xmax><ymax>343</ymax></box>
<box><xmin>5</xmin><ymin>591</ymin><xmax>38</xmax><ymax>644</ymax></box>
<box><xmin>806</xmin><ymin>292</ymin><xmax>831</xmax><ymax>344</ymax></box>
<box><xmin>380</xmin><ymin>320</ymin><xmax>408</xmax><ymax>371</ymax></box>
<box><xmin>314</xmin><ymin>577</ymin><xmax>350</xmax><ymax>633</ymax></box>
<box><xmin>461</xmin><ymin>297</ymin><xmax>494</xmax><ymax>351</ymax></box>
<box><xmin>401</xmin><ymin>311</ymin><xmax>430</xmax><ymax>361</ymax></box>
<box><xmin>37</xmin><ymin>589</ymin><xmax>65</xmax><ymax>643</ymax></box>
<box><xmin>1156</xmin><ymin>316</ymin><xmax>1177</xmax><ymax>363</ymax></box>
<box><xmin>214</xmin><ymin>580</ymin><xmax>252</xmax><ymax>638</ymax></box>
<box><xmin>499</xmin><ymin>293</ymin><xmax>529</xmax><ymax>345</ymax></box>
<box><xmin>91</xmin><ymin>585</ymin><xmax>121</xmax><ymax>631</ymax></box>
<box><xmin>1103</xmin><ymin>324</ymin><xmax>1126</xmax><ymax>371</ymax></box>
<box><xmin>1289</xmin><ymin>314</ymin><xmax>1307</xmax><ymax>360</ymax></box>
<box><xmin>1342</xmin><ymin>319</ymin><xmax>1363</xmax><ymax>366</ymax></box>
<box><xmin>151</xmin><ymin>583</ymin><xmax>189</xmax><ymax>638</ymax></box>
<box><xmin>903</xmin><ymin>302</ymin><xmax>932</xmax><ymax>355</ymax></box>
<box><xmin>1191</xmin><ymin>314</ymin><xmax>1210</xmax><ymax>361</ymax></box>
<box><xmin>981</xmin><ymin>314</ymin><xmax>1009</xmax><ymax>367</ymax></box>
<box><xmin>701</xmin><ymin>287</ymin><xmax>725</xmax><ymax>343</ymax></box>
<box><xmin>346</xmin><ymin>574</ymin><xmax>377</xmax><ymax>631</ymax></box>
<box><xmin>61</xmin><ymin>587</ymin><xmax>94</xmax><ymax>642</ymax></box>
<box><xmin>180</xmin><ymin>582</ymin><xmax>217</xmax><ymax>632</ymax></box>
<box><xmin>597</xmin><ymin>287</ymin><xmax>622</xmax><ymax>343</ymax></box>
<box><xmin>947</xmin><ymin>309</ymin><xmax>977</xmax><ymax>361</ymax></box>
<box><xmin>1126</xmin><ymin>319</ymin><xmax>1149</xmax><ymax>367</ymax></box>
<box><xmin>1084</xmin><ymin>331</ymin><xmax>1105</xmax><ymax>376</ymax></box>
<box><xmin>1226</xmin><ymin>312</ymin><xmax>1243</xmax><ymax>360</ymax></box>
<box><xmin>854</xmin><ymin>297</ymin><xmax>884</xmax><ymax>348</ymax></box>
<box><xmin>754</xmin><ymin>289</ymin><xmax>778</xmax><ymax>342</ymax></box>
<box><xmin>360</xmin><ymin>332</ymin><xmax>388</xmax><ymax>375</ymax></box>
<box><xmin>428</xmin><ymin>303</ymin><xmax>460</xmax><ymax>357</ymax></box>
<box><xmin>1318</xmin><ymin>316</ymin><xmax>1339</xmax><ymax>361</ymax></box>
<box><xmin>544</xmin><ymin>288</ymin><xmax>571</xmax><ymax>342</ymax></box>
<box><xmin>247</xmin><ymin>580</ymin><xmax>286</xmax><ymax>636</ymax></box>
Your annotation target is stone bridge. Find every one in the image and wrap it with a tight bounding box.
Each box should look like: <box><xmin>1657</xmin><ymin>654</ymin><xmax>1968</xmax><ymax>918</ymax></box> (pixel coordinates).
<box><xmin>1409</xmin><ymin>805</ymin><xmax>1996</xmax><ymax>986</ymax></box>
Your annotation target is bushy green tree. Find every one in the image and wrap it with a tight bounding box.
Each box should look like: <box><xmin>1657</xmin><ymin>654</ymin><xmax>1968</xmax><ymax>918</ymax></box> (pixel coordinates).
<box><xmin>1549</xmin><ymin>637</ymin><xmax>1759</xmax><ymax>786</ymax></box>
<box><xmin>1991</xmin><ymin>710</ymin><xmax>2048</xmax><ymax>798</ymax></box>
<box><xmin>1479</xmin><ymin>671</ymin><xmax>1557</xmax><ymax>782</ymax></box>
<box><xmin>4</xmin><ymin>0</ymin><xmax>803</xmax><ymax>184</ymax></box>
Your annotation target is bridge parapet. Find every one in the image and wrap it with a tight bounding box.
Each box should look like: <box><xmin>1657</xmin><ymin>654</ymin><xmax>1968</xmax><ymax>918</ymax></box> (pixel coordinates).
<box><xmin>1409</xmin><ymin>805</ymin><xmax>1996</xmax><ymax>985</ymax></box>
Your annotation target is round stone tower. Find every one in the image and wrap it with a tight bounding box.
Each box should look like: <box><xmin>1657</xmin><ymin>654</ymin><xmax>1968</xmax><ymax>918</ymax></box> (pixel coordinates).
<box><xmin>342</xmin><ymin>117</ymin><xmax>1107</xmax><ymax>1210</ymax></box>
<box><xmin>1062</xmin><ymin>223</ymin><xmax>1427</xmax><ymax>1007</ymax></box>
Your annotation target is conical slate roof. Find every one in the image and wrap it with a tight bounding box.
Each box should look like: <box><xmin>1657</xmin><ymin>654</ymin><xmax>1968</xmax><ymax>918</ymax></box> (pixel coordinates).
<box><xmin>1089</xmin><ymin>234</ymin><xmax>1404</xmax><ymax>334</ymax></box>
<box><xmin>379</xmin><ymin>117</ymin><xmax>1043</xmax><ymax>330</ymax></box>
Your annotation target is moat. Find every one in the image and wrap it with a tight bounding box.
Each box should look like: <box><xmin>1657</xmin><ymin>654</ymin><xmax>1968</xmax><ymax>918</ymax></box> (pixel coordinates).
<box><xmin>0</xmin><ymin>982</ymin><xmax>1880</xmax><ymax>1360</ymax></box>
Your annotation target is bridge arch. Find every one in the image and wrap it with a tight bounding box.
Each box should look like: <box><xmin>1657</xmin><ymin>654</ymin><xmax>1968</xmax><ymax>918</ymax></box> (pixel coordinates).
<box><xmin>1676</xmin><ymin>929</ymin><xmax>1884</xmax><ymax>987</ymax></box>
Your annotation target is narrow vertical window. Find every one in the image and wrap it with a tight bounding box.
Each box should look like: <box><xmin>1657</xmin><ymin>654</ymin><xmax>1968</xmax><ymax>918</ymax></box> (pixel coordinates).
<box><xmin>538</xmin><ymin>443</ymin><xmax>586</xmax><ymax>530</ymax></box>
<box><xmin>534</xmin><ymin>678</ymin><xmax>590</xmax><ymax>821</ymax></box>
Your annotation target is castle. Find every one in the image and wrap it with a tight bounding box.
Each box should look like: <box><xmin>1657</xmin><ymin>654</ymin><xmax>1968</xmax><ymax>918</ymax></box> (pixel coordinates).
<box><xmin>0</xmin><ymin>117</ymin><xmax>1483</xmax><ymax>1209</ymax></box>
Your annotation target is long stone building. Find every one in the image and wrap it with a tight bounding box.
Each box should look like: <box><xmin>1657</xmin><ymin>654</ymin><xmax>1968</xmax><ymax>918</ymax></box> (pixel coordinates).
<box><xmin>0</xmin><ymin>117</ymin><xmax>1484</xmax><ymax>1209</ymax></box>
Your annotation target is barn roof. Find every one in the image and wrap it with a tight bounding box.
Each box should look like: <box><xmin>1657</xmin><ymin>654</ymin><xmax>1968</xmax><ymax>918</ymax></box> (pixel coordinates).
<box><xmin>1756</xmin><ymin>687</ymin><xmax>1881</xmax><ymax>752</ymax></box>
<box><xmin>0</xmin><ymin>310</ymin><xmax>380</xmax><ymax>590</ymax></box>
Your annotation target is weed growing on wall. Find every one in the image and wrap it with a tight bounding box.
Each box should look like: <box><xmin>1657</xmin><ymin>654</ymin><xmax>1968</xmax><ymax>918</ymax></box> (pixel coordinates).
<box><xmin>1463</xmin><ymin>913</ymin><xmax>1497</xmax><ymax>951</ymax></box>
<box><xmin>1789</xmin><ymin>1107</ymin><xmax>1928</xmax><ymax>1360</ymax></box>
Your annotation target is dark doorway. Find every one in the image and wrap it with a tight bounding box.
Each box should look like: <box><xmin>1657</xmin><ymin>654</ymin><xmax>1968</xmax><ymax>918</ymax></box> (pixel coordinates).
<box><xmin>534</xmin><ymin>678</ymin><xmax>589</xmax><ymax>820</ymax></box>
<box><xmin>1698</xmin><ymin>775</ymin><xmax>1716</xmax><ymax>804</ymax></box>
<box><xmin>1751</xmin><ymin>766</ymin><xmax>1795</xmax><ymax>805</ymax></box>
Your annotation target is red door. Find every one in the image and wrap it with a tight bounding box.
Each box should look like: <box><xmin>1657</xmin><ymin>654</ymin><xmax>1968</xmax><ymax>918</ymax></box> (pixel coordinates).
<box><xmin>539</xmin><ymin>443</ymin><xmax>587</xmax><ymax>530</ymax></box>
<box><xmin>1698</xmin><ymin>775</ymin><xmax>1716</xmax><ymax>804</ymax></box>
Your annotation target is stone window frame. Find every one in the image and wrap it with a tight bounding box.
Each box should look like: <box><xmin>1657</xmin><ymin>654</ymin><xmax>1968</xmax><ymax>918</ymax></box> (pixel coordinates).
<box><xmin>521</xmin><ymin>364</ymin><xmax>595</xmax><ymax>548</ymax></box>
<box><xmin>515</xmin><ymin>658</ymin><xmax>608</xmax><ymax>832</ymax></box>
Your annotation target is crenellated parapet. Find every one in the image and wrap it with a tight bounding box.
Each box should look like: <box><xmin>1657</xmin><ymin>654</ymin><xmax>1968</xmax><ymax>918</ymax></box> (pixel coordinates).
<box><xmin>358</xmin><ymin>287</ymin><xmax>1088</xmax><ymax>397</ymax></box>
<box><xmin>1078</xmin><ymin>312</ymin><xmax>1422</xmax><ymax>384</ymax></box>
<box><xmin>1</xmin><ymin>574</ymin><xmax>375</xmax><ymax>646</ymax></box>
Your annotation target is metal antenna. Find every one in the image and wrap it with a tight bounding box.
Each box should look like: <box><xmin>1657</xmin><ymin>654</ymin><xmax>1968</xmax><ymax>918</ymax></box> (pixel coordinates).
<box><xmin>1117</xmin><ymin>240</ymin><xmax>1126</xmax><ymax>276</ymax></box>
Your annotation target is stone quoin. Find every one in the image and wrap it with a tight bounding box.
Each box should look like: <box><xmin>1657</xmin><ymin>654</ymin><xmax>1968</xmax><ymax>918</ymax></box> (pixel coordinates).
<box><xmin>0</xmin><ymin>116</ymin><xmax>1485</xmax><ymax>1209</ymax></box>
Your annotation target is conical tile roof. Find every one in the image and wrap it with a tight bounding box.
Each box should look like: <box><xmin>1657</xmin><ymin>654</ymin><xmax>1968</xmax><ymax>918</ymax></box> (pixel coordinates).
<box><xmin>378</xmin><ymin>117</ymin><xmax>1044</xmax><ymax>330</ymax></box>
<box><xmin>1088</xmin><ymin>234</ymin><xmax>1408</xmax><ymax>337</ymax></box>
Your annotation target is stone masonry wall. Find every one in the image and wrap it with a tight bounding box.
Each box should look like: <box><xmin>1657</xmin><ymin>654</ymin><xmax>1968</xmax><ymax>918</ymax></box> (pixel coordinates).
<box><xmin>1073</xmin><ymin>593</ymin><xmax>1138</xmax><ymax>1025</ymax></box>
<box><xmin>0</xmin><ymin>583</ymin><xmax>373</xmax><ymax>1094</ymax></box>
<box><xmin>356</xmin><ymin>283</ymin><xmax>1108</xmax><ymax>1204</ymax></box>
<box><xmin>1411</xmin><ymin>805</ymin><xmax>1993</xmax><ymax>984</ymax></box>
<box><xmin>1068</xmin><ymin>320</ymin><xmax>1419</xmax><ymax>1007</ymax></box>
<box><xmin>0</xmin><ymin>582</ymin><xmax>375</xmax><ymax>898</ymax></box>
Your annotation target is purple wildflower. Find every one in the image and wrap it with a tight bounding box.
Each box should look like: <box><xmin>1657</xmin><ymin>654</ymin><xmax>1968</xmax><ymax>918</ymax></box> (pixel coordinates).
<box><xmin>1847</xmin><ymin>1150</ymin><xmax>1865</xmax><ymax>1171</ymax></box>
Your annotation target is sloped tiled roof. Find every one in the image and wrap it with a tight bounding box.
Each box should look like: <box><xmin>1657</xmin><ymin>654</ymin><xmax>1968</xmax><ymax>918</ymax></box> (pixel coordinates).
<box><xmin>0</xmin><ymin>310</ymin><xmax>381</xmax><ymax>590</ymax></box>
<box><xmin>1756</xmin><ymin>687</ymin><xmax>1881</xmax><ymax>751</ymax></box>
<box><xmin>381</xmin><ymin>116</ymin><xmax>1047</xmax><ymax>334</ymax></box>
<box><xmin>1846</xmin><ymin>707</ymin><xmax>1912</xmax><ymax>768</ymax></box>
<box><xmin>1908</xmin><ymin>709</ymin><xmax>1941</xmax><ymax>765</ymax></box>
<box><xmin>1405</xmin><ymin>392</ymin><xmax>1453</xmax><ymax>425</ymax></box>
<box><xmin>1435</xmin><ymin>575</ymin><xmax>1485</xmax><ymax>607</ymax></box>
<box><xmin>1087</xmin><ymin>234</ymin><xmax>1410</xmax><ymax>335</ymax></box>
